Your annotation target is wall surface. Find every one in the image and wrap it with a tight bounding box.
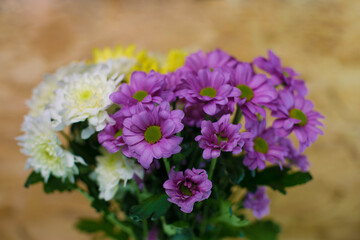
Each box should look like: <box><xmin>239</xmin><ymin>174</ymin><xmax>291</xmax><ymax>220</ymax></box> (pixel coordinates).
<box><xmin>0</xmin><ymin>0</ymin><xmax>359</xmax><ymax>239</ymax></box>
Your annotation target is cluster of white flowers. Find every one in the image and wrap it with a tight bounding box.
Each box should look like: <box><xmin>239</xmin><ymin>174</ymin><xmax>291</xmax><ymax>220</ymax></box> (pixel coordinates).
<box><xmin>94</xmin><ymin>149</ymin><xmax>144</xmax><ymax>201</ymax></box>
<box><xmin>19</xmin><ymin>55</ymin><xmax>140</xmax><ymax>189</ymax></box>
<box><xmin>17</xmin><ymin>110</ymin><xmax>85</xmax><ymax>182</ymax></box>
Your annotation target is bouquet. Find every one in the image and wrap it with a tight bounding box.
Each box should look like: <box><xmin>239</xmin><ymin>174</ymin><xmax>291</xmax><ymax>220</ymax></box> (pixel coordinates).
<box><xmin>18</xmin><ymin>45</ymin><xmax>324</xmax><ymax>240</ymax></box>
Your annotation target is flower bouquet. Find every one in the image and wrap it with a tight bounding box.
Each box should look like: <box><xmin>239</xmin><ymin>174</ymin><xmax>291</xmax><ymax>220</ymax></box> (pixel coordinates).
<box><xmin>18</xmin><ymin>45</ymin><xmax>324</xmax><ymax>240</ymax></box>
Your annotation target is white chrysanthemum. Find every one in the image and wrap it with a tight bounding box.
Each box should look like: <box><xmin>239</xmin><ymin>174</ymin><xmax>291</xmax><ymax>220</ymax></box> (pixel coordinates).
<box><xmin>51</xmin><ymin>63</ymin><xmax>123</xmax><ymax>139</ymax></box>
<box><xmin>94</xmin><ymin>149</ymin><xmax>144</xmax><ymax>201</ymax></box>
<box><xmin>17</xmin><ymin>110</ymin><xmax>85</xmax><ymax>182</ymax></box>
<box><xmin>27</xmin><ymin>62</ymin><xmax>89</xmax><ymax>117</ymax></box>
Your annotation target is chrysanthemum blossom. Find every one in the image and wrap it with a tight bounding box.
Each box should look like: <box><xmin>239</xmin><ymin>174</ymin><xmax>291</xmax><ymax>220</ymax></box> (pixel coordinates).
<box><xmin>243</xmin><ymin>120</ymin><xmax>286</xmax><ymax>170</ymax></box>
<box><xmin>195</xmin><ymin>114</ymin><xmax>245</xmax><ymax>159</ymax></box>
<box><xmin>272</xmin><ymin>90</ymin><xmax>324</xmax><ymax>152</ymax></box>
<box><xmin>51</xmin><ymin>63</ymin><xmax>121</xmax><ymax>139</ymax></box>
<box><xmin>181</xmin><ymin>49</ymin><xmax>239</xmax><ymax>73</ymax></box>
<box><xmin>178</xmin><ymin>69</ymin><xmax>241</xmax><ymax>116</ymax></box>
<box><xmin>110</xmin><ymin>70</ymin><xmax>173</xmax><ymax>107</ymax></box>
<box><xmin>163</xmin><ymin>167</ymin><xmax>212</xmax><ymax>213</ymax></box>
<box><xmin>279</xmin><ymin>138</ymin><xmax>310</xmax><ymax>172</ymax></box>
<box><xmin>97</xmin><ymin>110</ymin><xmax>126</xmax><ymax>154</ymax></box>
<box><xmin>17</xmin><ymin>110</ymin><xmax>85</xmax><ymax>182</ymax></box>
<box><xmin>27</xmin><ymin>62</ymin><xmax>89</xmax><ymax>117</ymax></box>
<box><xmin>94</xmin><ymin>148</ymin><xmax>144</xmax><ymax>201</ymax></box>
<box><xmin>230</xmin><ymin>63</ymin><xmax>277</xmax><ymax>121</ymax></box>
<box><xmin>122</xmin><ymin>102</ymin><xmax>184</xmax><ymax>169</ymax></box>
<box><xmin>253</xmin><ymin>50</ymin><xmax>308</xmax><ymax>96</ymax></box>
<box><xmin>243</xmin><ymin>187</ymin><xmax>271</xmax><ymax>219</ymax></box>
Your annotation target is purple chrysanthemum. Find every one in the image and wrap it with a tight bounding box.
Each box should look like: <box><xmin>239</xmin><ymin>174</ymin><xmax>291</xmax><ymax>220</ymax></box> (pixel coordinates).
<box><xmin>243</xmin><ymin>187</ymin><xmax>270</xmax><ymax>219</ymax></box>
<box><xmin>180</xmin><ymin>49</ymin><xmax>239</xmax><ymax>73</ymax></box>
<box><xmin>97</xmin><ymin>111</ymin><xmax>125</xmax><ymax>153</ymax></box>
<box><xmin>163</xmin><ymin>167</ymin><xmax>212</xmax><ymax>213</ymax></box>
<box><xmin>195</xmin><ymin>114</ymin><xmax>246</xmax><ymax>159</ymax></box>
<box><xmin>279</xmin><ymin>138</ymin><xmax>310</xmax><ymax>172</ymax></box>
<box><xmin>110</xmin><ymin>70</ymin><xmax>173</xmax><ymax>107</ymax></box>
<box><xmin>243</xmin><ymin>120</ymin><xmax>286</xmax><ymax>170</ymax></box>
<box><xmin>122</xmin><ymin>102</ymin><xmax>184</xmax><ymax>169</ymax></box>
<box><xmin>253</xmin><ymin>50</ymin><xmax>308</xmax><ymax>97</ymax></box>
<box><xmin>272</xmin><ymin>90</ymin><xmax>324</xmax><ymax>152</ymax></box>
<box><xmin>230</xmin><ymin>63</ymin><xmax>277</xmax><ymax>121</ymax></box>
<box><xmin>177</xmin><ymin>69</ymin><xmax>241</xmax><ymax>116</ymax></box>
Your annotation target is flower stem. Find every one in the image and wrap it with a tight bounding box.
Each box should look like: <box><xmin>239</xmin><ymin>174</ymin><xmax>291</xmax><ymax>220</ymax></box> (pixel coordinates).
<box><xmin>233</xmin><ymin>106</ymin><xmax>242</xmax><ymax>124</ymax></box>
<box><xmin>143</xmin><ymin>219</ymin><xmax>148</xmax><ymax>240</ymax></box>
<box><xmin>208</xmin><ymin>158</ymin><xmax>217</xmax><ymax>180</ymax></box>
<box><xmin>163</xmin><ymin>158</ymin><xmax>170</xmax><ymax>174</ymax></box>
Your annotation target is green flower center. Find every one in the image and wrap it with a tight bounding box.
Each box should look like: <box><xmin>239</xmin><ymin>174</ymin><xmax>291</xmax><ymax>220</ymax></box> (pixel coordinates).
<box><xmin>114</xmin><ymin>129</ymin><xmax>123</xmax><ymax>138</ymax></box>
<box><xmin>200</xmin><ymin>87</ymin><xmax>217</xmax><ymax>98</ymax></box>
<box><xmin>180</xmin><ymin>182</ymin><xmax>192</xmax><ymax>196</ymax></box>
<box><xmin>253</xmin><ymin>137</ymin><xmax>269</xmax><ymax>154</ymax></box>
<box><xmin>236</xmin><ymin>84</ymin><xmax>254</xmax><ymax>102</ymax></box>
<box><xmin>144</xmin><ymin>125</ymin><xmax>162</xmax><ymax>144</ymax></box>
<box><xmin>216</xmin><ymin>133</ymin><xmax>228</xmax><ymax>145</ymax></box>
<box><xmin>289</xmin><ymin>108</ymin><xmax>307</xmax><ymax>126</ymax></box>
<box><xmin>133</xmin><ymin>90</ymin><xmax>148</xmax><ymax>102</ymax></box>
<box><xmin>79</xmin><ymin>90</ymin><xmax>92</xmax><ymax>101</ymax></box>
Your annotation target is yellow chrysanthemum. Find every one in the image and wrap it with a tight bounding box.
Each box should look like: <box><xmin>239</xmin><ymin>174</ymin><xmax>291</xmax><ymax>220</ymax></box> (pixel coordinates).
<box><xmin>161</xmin><ymin>49</ymin><xmax>188</xmax><ymax>73</ymax></box>
<box><xmin>91</xmin><ymin>44</ymin><xmax>137</xmax><ymax>64</ymax></box>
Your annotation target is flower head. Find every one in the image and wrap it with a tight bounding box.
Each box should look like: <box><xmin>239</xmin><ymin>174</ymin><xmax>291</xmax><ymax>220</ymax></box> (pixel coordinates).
<box><xmin>243</xmin><ymin>120</ymin><xmax>286</xmax><ymax>170</ymax></box>
<box><xmin>94</xmin><ymin>149</ymin><xmax>144</xmax><ymax>201</ymax></box>
<box><xmin>243</xmin><ymin>187</ymin><xmax>270</xmax><ymax>219</ymax></box>
<box><xmin>253</xmin><ymin>50</ymin><xmax>308</xmax><ymax>96</ymax></box>
<box><xmin>230</xmin><ymin>63</ymin><xmax>277</xmax><ymax>121</ymax></box>
<box><xmin>178</xmin><ymin>69</ymin><xmax>241</xmax><ymax>116</ymax></box>
<box><xmin>122</xmin><ymin>102</ymin><xmax>184</xmax><ymax>169</ymax></box>
<box><xmin>51</xmin><ymin>63</ymin><xmax>121</xmax><ymax>139</ymax></box>
<box><xmin>195</xmin><ymin>114</ymin><xmax>245</xmax><ymax>159</ymax></box>
<box><xmin>17</xmin><ymin>110</ymin><xmax>84</xmax><ymax>182</ymax></box>
<box><xmin>97</xmin><ymin>110</ymin><xmax>126</xmax><ymax>154</ymax></box>
<box><xmin>110</xmin><ymin>70</ymin><xmax>173</xmax><ymax>107</ymax></box>
<box><xmin>272</xmin><ymin>90</ymin><xmax>324</xmax><ymax>152</ymax></box>
<box><xmin>181</xmin><ymin>49</ymin><xmax>238</xmax><ymax>73</ymax></box>
<box><xmin>163</xmin><ymin>167</ymin><xmax>212</xmax><ymax>213</ymax></box>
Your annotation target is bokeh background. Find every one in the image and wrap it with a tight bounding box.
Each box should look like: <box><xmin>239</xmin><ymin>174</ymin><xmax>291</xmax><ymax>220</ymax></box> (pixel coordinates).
<box><xmin>1</xmin><ymin>0</ymin><xmax>359</xmax><ymax>239</ymax></box>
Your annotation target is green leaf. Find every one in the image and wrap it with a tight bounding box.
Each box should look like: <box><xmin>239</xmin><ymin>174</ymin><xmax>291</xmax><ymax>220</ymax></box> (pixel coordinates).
<box><xmin>243</xmin><ymin>220</ymin><xmax>281</xmax><ymax>240</ymax></box>
<box><xmin>130</xmin><ymin>194</ymin><xmax>171</xmax><ymax>221</ymax></box>
<box><xmin>24</xmin><ymin>171</ymin><xmax>43</xmax><ymax>188</ymax></box>
<box><xmin>43</xmin><ymin>176</ymin><xmax>76</xmax><ymax>193</ymax></box>
<box><xmin>212</xmin><ymin>201</ymin><xmax>250</xmax><ymax>228</ymax></box>
<box><xmin>75</xmin><ymin>218</ymin><xmax>112</xmax><ymax>233</ymax></box>
<box><xmin>241</xmin><ymin>166</ymin><xmax>313</xmax><ymax>194</ymax></box>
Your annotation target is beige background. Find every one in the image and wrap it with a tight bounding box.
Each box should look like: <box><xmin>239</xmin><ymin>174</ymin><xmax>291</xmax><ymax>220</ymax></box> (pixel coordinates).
<box><xmin>1</xmin><ymin>0</ymin><xmax>360</xmax><ymax>239</ymax></box>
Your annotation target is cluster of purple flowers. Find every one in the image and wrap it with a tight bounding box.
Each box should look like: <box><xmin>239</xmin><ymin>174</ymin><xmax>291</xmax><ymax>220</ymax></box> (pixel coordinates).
<box><xmin>98</xmin><ymin>49</ymin><xmax>324</xmax><ymax>216</ymax></box>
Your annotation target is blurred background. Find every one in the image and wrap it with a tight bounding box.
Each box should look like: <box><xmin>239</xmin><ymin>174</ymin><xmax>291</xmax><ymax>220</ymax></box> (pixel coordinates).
<box><xmin>0</xmin><ymin>0</ymin><xmax>359</xmax><ymax>239</ymax></box>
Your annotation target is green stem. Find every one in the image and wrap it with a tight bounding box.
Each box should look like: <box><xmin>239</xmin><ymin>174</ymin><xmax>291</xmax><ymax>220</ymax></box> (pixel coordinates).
<box><xmin>232</xmin><ymin>106</ymin><xmax>242</xmax><ymax>124</ymax></box>
<box><xmin>163</xmin><ymin>158</ymin><xmax>171</xmax><ymax>174</ymax></box>
<box><xmin>143</xmin><ymin>219</ymin><xmax>148</xmax><ymax>240</ymax></box>
<box><xmin>208</xmin><ymin>158</ymin><xmax>217</xmax><ymax>180</ymax></box>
